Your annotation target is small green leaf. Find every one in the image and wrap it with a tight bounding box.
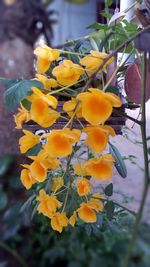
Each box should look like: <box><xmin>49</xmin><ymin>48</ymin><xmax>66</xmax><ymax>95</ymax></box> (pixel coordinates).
<box><xmin>105</xmin><ymin>200</ymin><xmax>115</xmax><ymax>220</ymax></box>
<box><xmin>104</xmin><ymin>183</ymin><xmax>113</xmax><ymax>197</ymax></box>
<box><xmin>3</xmin><ymin>79</ymin><xmax>43</xmax><ymax>111</ymax></box>
<box><xmin>101</xmin><ymin>11</ymin><xmax>112</xmax><ymax>20</ymax></box>
<box><xmin>106</xmin><ymin>0</ymin><xmax>113</xmax><ymax>7</ymax></box>
<box><xmin>20</xmin><ymin>195</ymin><xmax>35</xmax><ymax>213</ymax></box>
<box><xmin>0</xmin><ymin>155</ymin><xmax>14</xmax><ymax>176</ymax></box>
<box><xmin>109</xmin><ymin>142</ymin><xmax>127</xmax><ymax>178</ymax></box>
<box><xmin>26</xmin><ymin>143</ymin><xmax>42</xmax><ymax>156</ymax></box>
<box><xmin>105</xmin><ymin>86</ymin><xmax>120</xmax><ymax>96</ymax></box>
<box><xmin>89</xmin><ymin>37</ymin><xmax>99</xmax><ymax>51</ymax></box>
<box><xmin>87</xmin><ymin>23</ymin><xmax>109</xmax><ymax>31</ymax></box>
<box><xmin>21</xmin><ymin>98</ymin><xmax>31</xmax><ymax>110</ymax></box>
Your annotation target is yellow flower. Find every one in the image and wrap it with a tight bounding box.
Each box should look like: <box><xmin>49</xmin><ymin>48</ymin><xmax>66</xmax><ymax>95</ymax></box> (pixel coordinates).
<box><xmin>77</xmin><ymin>202</ymin><xmax>97</xmax><ymax>223</ymax></box>
<box><xmin>51</xmin><ymin>212</ymin><xmax>68</xmax><ymax>233</ymax></box>
<box><xmin>85</xmin><ymin>154</ymin><xmax>115</xmax><ymax>181</ymax></box>
<box><xmin>51</xmin><ymin>176</ymin><xmax>64</xmax><ymax>192</ymax></box>
<box><xmin>69</xmin><ymin>211</ymin><xmax>77</xmax><ymax>227</ymax></box>
<box><xmin>37</xmin><ymin>189</ymin><xmax>62</xmax><ymax>218</ymax></box>
<box><xmin>14</xmin><ymin>103</ymin><xmax>31</xmax><ymax>129</ymax></box>
<box><xmin>88</xmin><ymin>197</ymin><xmax>104</xmax><ymax>212</ymax></box>
<box><xmin>63</xmin><ymin>98</ymin><xmax>82</xmax><ymax>118</ymax></box>
<box><xmin>80</xmin><ymin>50</ymin><xmax>114</xmax><ymax>75</ymax></box>
<box><xmin>43</xmin><ymin>129</ymin><xmax>81</xmax><ymax>158</ymax></box>
<box><xmin>36</xmin><ymin>74</ymin><xmax>58</xmax><ymax>90</ymax></box>
<box><xmin>83</xmin><ymin>125</ymin><xmax>116</xmax><ymax>153</ymax></box>
<box><xmin>73</xmin><ymin>162</ymin><xmax>88</xmax><ymax>176</ymax></box>
<box><xmin>31</xmin><ymin>87</ymin><xmax>58</xmax><ymax>108</ymax></box>
<box><xmin>76</xmin><ymin>178</ymin><xmax>92</xmax><ymax>196</ymax></box>
<box><xmin>31</xmin><ymin>150</ymin><xmax>60</xmax><ymax>170</ymax></box>
<box><xmin>52</xmin><ymin>59</ymin><xmax>84</xmax><ymax>86</ymax></box>
<box><xmin>29</xmin><ymin>160</ymin><xmax>47</xmax><ymax>182</ymax></box>
<box><xmin>34</xmin><ymin>45</ymin><xmax>60</xmax><ymax>73</ymax></box>
<box><xmin>19</xmin><ymin>130</ymin><xmax>40</xmax><ymax>153</ymax></box>
<box><xmin>20</xmin><ymin>168</ymin><xmax>36</xmax><ymax>190</ymax></box>
<box><xmin>77</xmin><ymin>88</ymin><xmax>122</xmax><ymax>125</ymax></box>
<box><xmin>30</xmin><ymin>87</ymin><xmax>59</xmax><ymax>128</ymax></box>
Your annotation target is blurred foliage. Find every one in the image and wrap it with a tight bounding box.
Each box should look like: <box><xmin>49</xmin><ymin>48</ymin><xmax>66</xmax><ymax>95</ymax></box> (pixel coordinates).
<box><xmin>0</xmin><ymin>154</ymin><xmax>149</xmax><ymax>267</ymax></box>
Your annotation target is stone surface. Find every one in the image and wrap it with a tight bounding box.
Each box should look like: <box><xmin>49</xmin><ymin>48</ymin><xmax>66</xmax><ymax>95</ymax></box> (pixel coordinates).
<box><xmin>0</xmin><ymin>38</ymin><xmax>34</xmax><ymax>155</ymax></box>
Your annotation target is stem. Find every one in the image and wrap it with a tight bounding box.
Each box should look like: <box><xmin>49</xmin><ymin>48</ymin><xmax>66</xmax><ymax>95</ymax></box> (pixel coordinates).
<box><xmin>124</xmin><ymin>1</ymin><xmax>138</xmax><ymax>14</ymax></box>
<box><xmin>122</xmin><ymin>53</ymin><xmax>150</xmax><ymax>267</ymax></box>
<box><xmin>0</xmin><ymin>241</ymin><xmax>28</xmax><ymax>267</ymax></box>
<box><xmin>113</xmin><ymin>109</ymin><xmax>141</xmax><ymax>125</ymax></box>
<box><xmin>47</xmin><ymin>78</ymin><xmax>86</xmax><ymax>95</ymax></box>
<box><xmin>58</xmin><ymin>49</ymin><xmax>85</xmax><ymax>57</ymax></box>
<box><xmin>93</xmin><ymin>197</ymin><xmax>136</xmax><ymax>216</ymax></box>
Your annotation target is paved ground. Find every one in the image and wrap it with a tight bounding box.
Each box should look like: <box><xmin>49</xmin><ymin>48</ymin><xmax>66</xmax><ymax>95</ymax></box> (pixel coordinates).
<box><xmin>93</xmin><ymin>100</ymin><xmax>150</xmax><ymax>222</ymax></box>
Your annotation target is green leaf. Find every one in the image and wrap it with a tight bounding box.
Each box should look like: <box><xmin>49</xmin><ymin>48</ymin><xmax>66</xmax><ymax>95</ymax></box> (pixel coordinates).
<box><xmin>0</xmin><ymin>77</ymin><xmax>20</xmax><ymax>87</ymax></box>
<box><xmin>0</xmin><ymin>155</ymin><xmax>14</xmax><ymax>176</ymax></box>
<box><xmin>109</xmin><ymin>143</ymin><xmax>127</xmax><ymax>178</ymax></box>
<box><xmin>21</xmin><ymin>98</ymin><xmax>31</xmax><ymax>110</ymax></box>
<box><xmin>104</xmin><ymin>183</ymin><xmax>113</xmax><ymax>197</ymax></box>
<box><xmin>105</xmin><ymin>200</ymin><xmax>115</xmax><ymax>220</ymax></box>
<box><xmin>3</xmin><ymin>80</ymin><xmax>43</xmax><ymax>111</ymax></box>
<box><xmin>89</xmin><ymin>37</ymin><xmax>99</xmax><ymax>51</ymax></box>
<box><xmin>106</xmin><ymin>0</ymin><xmax>113</xmax><ymax>7</ymax></box>
<box><xmin>0</xmin><ymin>190</ymin><xmax>8</xmax><ymax>210</ymax></box>
<box><xmin>26</xmin><ymin>143</ymin><xmax>42</xmax><ymax>156</ymax></box>
<box><xmin>87</xmin><ymin>23</ymin><xmax>109</xmax><ymax>31</ymax></box>
<box><xmin>20</xmin><ymin>195</ymin><xmax>36</xmax><ymax>213</ymax></box>
<box><xmin>105</xmin><ymin>86</ymin><xmax>120</xmax><ymax>96</ymax></box>
<box><xmin>101</xmin><ymin>11</ymin><xmax>112</xmax><ymax>20</ymax></box>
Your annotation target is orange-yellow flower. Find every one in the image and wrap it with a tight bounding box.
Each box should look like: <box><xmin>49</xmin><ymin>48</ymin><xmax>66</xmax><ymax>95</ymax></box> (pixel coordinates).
<box><xmin>77</xmin><ymin>196</ymin><xmax>103</xmax><ymax>223</ymax></box>
<box><xmin>69</xmin><ymin>211</ymin><xmax>77</xmax><ymax>227</ymax></box>
<box><xmin>36</xmin><ymin>189</ymin><xmax>61</xmax><ymax>218</ymax></box>
<box><xmin>80</xmin><ymin>50</ymin><xmax>114</xmax><ymax>75</ymax></box>
<box><xmin>19</xmin><ymin>130</ymin><xmax>40</xmax><ymax>153</ymax></box>
<box><xmin>85</xmin><ymin>154</ymin><xmax>115</xmax><ymax>181</ymax></box>
<box><xmin>63</xmin><ymin>98</ymin><xmax>82</xmax><ymax>118</ymax></box>
<box><xmin>77</xmin><ymin>202</ymin><xmax>97</xmax><ymax>223</ymax></box>
<box><xmin>77</xmin><ymin>88</ymin><xmax>122</xmax><ymax>125</ymax></box>
<box><xmin>29</xmin><ymin>160</ymin><xmax>47</xmax><ymax>182</ymax></box>
<box><xmin>83</xmin><ymin>125</ymin><xmax>116</xmax><ymax>153</ymax></box>
<box><xmin>36</xmin><ymin>74</ymin><xmax>58</xmax><ymax>90</ymax></box>
<box><xmin>43</xmin><ymin>129</ymin><xmax>81</xmax><ymax>158</ymax></box>
<box><xmin>31</xmin><ymin>150</ymin><xmax>60</xmax><ymax>170</ymax></box>
<box><xmin>52</xmin><ymin>59</ymin><xmax>84</xmax><ymax>86</ymax></box>
<box><xmin>51</xmin><ymin>212</ymin><xmax>68</xmax><ymax>233</ymax></box>
<box><xmin>14</xmin><ymin>103</ymin><xmax>31</xmax><ymax>129</ymax></box>
<box><xmin>73</xmin><ymin>162</ymin><xmax>88</xmax><ymax>176</ymax></box>
<box><xmin>20</xmin><ymin>168</ymin><xmax>36</xmax><ymax>190</ymax></box>
<box><xmin>34</xmin><ymin>45</ymin><xmax>60</xmax><ymax>73</ymax></box>
<box><xmin>31</xmin><ymin>87</ymin><xmax>58</xmax><ymax>108</ymax></box>
<box><xmin>76</xmin><ymin>178</ymin><xmax>92</xmax><ymax>196</ymax></box>
<box><xmin>51</xmin><ymin>176</ymin><xmax>64</xmax><ymax>192</ymax></box>
<box><xmin>88</xmin><ymin>196</ymin><xmax>104</xmax><ymax>212</ymax></box>
<box><xmin>30</xmin><ymin>87</ymin><xmax>59</xmax><ymax>127</ymax></box>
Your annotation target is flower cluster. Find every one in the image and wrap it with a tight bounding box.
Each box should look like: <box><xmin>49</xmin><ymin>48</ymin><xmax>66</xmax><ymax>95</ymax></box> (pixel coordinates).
<box><xmin>14</xmin><ymin>45</ymin><xmax>122</xmax><ymax>233</ymax></box>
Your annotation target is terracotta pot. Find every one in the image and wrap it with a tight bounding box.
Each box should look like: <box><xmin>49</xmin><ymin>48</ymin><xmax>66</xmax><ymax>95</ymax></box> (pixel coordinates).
<box><xmin>124</xmin><ymin>58</ymin><xmax>150</xmax><ymax>104</ymax></box>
